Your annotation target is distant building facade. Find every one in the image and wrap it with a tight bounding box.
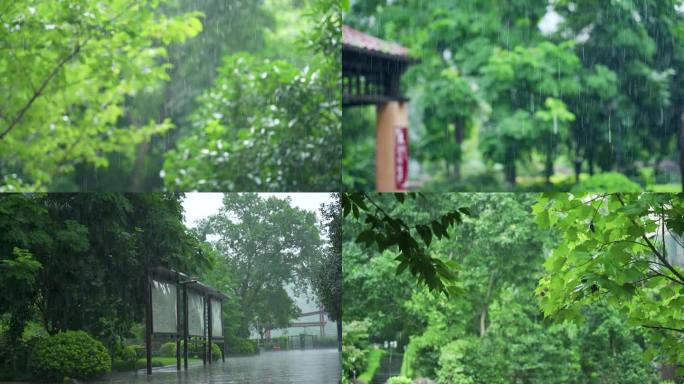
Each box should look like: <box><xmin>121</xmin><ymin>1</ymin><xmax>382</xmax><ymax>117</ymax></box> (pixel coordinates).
<box><xmin>251</xmin><ymin>285</ymin><xmax>336</xmax><ymax>340</ymax></box>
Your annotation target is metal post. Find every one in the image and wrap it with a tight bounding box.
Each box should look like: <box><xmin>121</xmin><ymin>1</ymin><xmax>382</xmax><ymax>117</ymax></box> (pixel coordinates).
<box><xmin>220</xmin><ymin>301</ymin><xmax>225</xmax><ymax>362</ymax></box>
<box><xmin>183</xmin><ymin>284</ymin><xmax>189</xmax><ymax>370</ymax></box>
<box><xmin>144</xmin><ymin>273</ymin><xmax>153</xmax><ymax>375</ymax></box>
<box><xmin>207</xmin><ymin>297</ymin><xmax>213</xmax><ymax>364</ymax></box>
<box><xmin>176</xmin><ymin>274</ymin><xmax>181</xmax><ymax>371</ymax></box>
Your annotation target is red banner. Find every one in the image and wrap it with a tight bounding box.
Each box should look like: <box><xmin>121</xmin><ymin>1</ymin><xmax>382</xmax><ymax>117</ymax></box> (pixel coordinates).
<box><xmin>395</xmin><ymin>127</ymin><xmax>409</xmax><ymax>190</ymax></box>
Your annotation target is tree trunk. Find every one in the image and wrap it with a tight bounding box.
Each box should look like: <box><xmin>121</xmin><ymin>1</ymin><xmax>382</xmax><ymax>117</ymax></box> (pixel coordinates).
<box><xmin>544</xmin><ymin>145</ymin><xmax>554</xmax><ymax>185</ymax></box>
<box><xmin>336</xmin><ymin>314</ymin><xmax>342</xmax><ymax>352</ymax></box>
<box><xmin>453</xmin><ymin>118</ymin><xmax>465</xmax><ymax>179</ymax></box>
<box><xmin>479</xmin><ymin>273</ymin><xmax>495</xmax><ymax>338</ymax></box>
<box><xmin>131</xmin><ymin>140</ymin><xmax>150</xmax><ymax>192</ymax></box>
<box><xmin>573</xmin><ymin>137</ymin><xmax>582</xmax><ymax>184</ymax></box>
<box><xmin>679</xmin><ymin>110</ymin><xmax>684</xmax><ymax>192</ymax></box>
<box><xmin>505</xmin><ymin>147</ymin><xmax>516</xmax><ymax>185</ymax></box>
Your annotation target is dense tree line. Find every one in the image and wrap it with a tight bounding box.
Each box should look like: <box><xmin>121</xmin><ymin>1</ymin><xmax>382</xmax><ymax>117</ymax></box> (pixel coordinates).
<box><xmin>342</xmin><ymin>193</ymin><xmax>682</xmax><ymax>383</ymax></box>
<box><xmin>343</xmin><ymin>0</ymin><xmax>683</xmax><ymax>191</ymax></box>
<box><xmin>0</xmin><ymin>193</ymin><xmax>210</xmax><ymax>350</ymax></box>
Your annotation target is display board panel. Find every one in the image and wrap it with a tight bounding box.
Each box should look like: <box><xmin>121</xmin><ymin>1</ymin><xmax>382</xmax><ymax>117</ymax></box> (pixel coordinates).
<box><xmin>211</xmin><ymin>299</ymin><xmax>223</xmax><ymax>337</ymax></box>
<box><xmin>151</xmin><ymin>279</ymin><xmax>177</xmax><ymax>334</ymax></box>
<box><xmin>188</xmin><ymin>291</ymin><xmax>205</xmax><ymax>336</ymax></box>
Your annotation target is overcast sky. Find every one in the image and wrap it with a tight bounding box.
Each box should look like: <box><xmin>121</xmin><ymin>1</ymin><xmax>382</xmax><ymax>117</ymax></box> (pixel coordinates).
<box><xmin>182</xmin><ymin>193</ymin><xmax>334</xmax><ymax>228</ymax></box>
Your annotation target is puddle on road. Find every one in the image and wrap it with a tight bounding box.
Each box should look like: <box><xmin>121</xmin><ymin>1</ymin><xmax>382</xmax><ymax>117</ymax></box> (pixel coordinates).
<box><xmin>93</xmin><ymin>349</ymin><xmax>341</xmax><ymax>384</ymax></box>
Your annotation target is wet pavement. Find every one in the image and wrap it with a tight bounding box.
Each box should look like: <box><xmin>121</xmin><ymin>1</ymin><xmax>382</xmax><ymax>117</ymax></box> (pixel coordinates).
<box><xmin>92</xmin><ymin>349</ymin><xmax>341</xmax><ymax>384</ymax></box>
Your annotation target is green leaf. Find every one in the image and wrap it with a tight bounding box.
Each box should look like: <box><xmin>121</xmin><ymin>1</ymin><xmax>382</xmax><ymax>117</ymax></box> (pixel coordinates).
<box><xmin>416</xmin><ymin>224</ymin><xmax>432</xmax><ymax>246</ymax></box>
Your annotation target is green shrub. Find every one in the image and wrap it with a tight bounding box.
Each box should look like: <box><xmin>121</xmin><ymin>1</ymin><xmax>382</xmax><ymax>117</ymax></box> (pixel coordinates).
<box><xmin>388</xmin><ymin>376</ymin><xmax>413</xmax><ymax>384</ymax></box>
<box><xmin>571</xmin><ymin>172</ymin><xmax>642</xmax><ymax>193</ymax></box>
<box><xmin>278</xmin><ymin>335</ymin><xmax>288</xmax><ymax>349</ymax></box>
<box><xmin>343</xmin><ymin>320</ymin><xmax>370</xmax><ymax>350</ymax></box>
<box><xmin>130</xmin><ymin>344</ymin><xmax>145</xmax><ymax>359</ymax></box>
<box><xmin>342</xmin><ymin>344</ymin><xmax>366</xmax><ymax>380</ymax></box>
<box><xmin>436</xmin><ymin>340</ymin><xmax>476</xmax><ymax>384</ymax></box>
<box><xmin>121</xmin><ymin>345</ymin><xmax>138</xmax><ymax>367</ymax></box>
<box><xmin>211</xmin><ymin>342</ymin><xmax>222</xmax><ymax>361</ymax></box>
<box><xmin>226</xmin><ymin>337</ymin><xmax>258</xmax><ymax>354</ymax></box>
<box><xmin>29</xmin><ymin>330</ymin><xmax>111</xmax><ymax>380</ymax></box>
<box><xmin>159</xmin><ymin>341</ymin><xmax>177</xmax><ymax>357</ymax></box>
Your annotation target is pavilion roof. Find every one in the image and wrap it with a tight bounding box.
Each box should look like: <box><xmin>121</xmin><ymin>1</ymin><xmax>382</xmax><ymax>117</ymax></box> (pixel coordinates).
<box><xmin>342</xmin><ymin>25</ymin><xmax>410</xmax><ymax>59</ymax></box>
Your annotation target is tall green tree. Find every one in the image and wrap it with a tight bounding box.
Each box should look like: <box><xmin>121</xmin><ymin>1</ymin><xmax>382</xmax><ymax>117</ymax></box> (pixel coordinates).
<box><xmin>197</xmin><ymin>193</ymin><xmax>322</xmax><ymax>337</ymax></box>
<box><xmin>312</xmin><ymin>194</ymin><xmax>343</xmax><ymax>350</ymax></box>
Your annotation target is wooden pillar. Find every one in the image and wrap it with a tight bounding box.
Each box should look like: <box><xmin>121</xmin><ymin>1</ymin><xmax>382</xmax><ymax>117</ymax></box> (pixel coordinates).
<box><xmin>376</xmin><ymin>101</ymin><xmax>409</xmax><ymax>191</ymax></box>
<box><xmin>679</xmin><ymin>110</ymin><xmax>684</xmax><ymax>192</ymax></box>
<box><xmin>183</xmin><ymin>285</ymin><xmax>189</xmax><ymax>370</ymax></box>
<box><xmin>207</xmin><ymin>297</ymin><xmax>213</xmax><ymax>364</ymax></box>
<box><xmin>144</xmin><ymin>274</ymin><xmax>152</xmax><ymax>375</ymax></box>
<box><xmin>202</xmin><ymin>295</ymin><xmax>207</xmax><ymax>367</ymax></box>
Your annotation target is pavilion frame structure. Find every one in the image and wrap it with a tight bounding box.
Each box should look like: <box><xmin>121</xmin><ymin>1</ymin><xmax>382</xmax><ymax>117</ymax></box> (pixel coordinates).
<box><xmin>342</xmin><ymin>25</ymin><xmax>418</xmax><ymax>191</ymax></box>
<box><xmin>144</xmin><ymin>266</ymin><xmax>228</xmax><ymax>375</ymax></box>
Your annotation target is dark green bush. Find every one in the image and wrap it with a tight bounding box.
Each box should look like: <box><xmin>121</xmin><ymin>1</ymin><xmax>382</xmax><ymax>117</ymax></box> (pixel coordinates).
<box><xmin>131</xmin><ymin>344</ymin><xmax>145</xmax><ymax>359</ymax></box>
<box><xmin>226</xmin><ymin>337</ymin><xmax>258</xmax><ymax>354</ymax></box>
<box><xmin>211</xmin><ymin>342</ymin><xmax>222</xmax><ymax>361</ymax></box>
<box><xmin>159</xmin><ymin>341</ymin><xmax>177</xmax><ymax>357</ymax></box>
<box><xmin>571</xmin><ymin>172</ymin><xmax>642</xmax><ymax>193</ymax></box>
<box><xmin>29</xmin><ymin>330</ymin><xmax>111</xmax><ymax>380</ymax></box>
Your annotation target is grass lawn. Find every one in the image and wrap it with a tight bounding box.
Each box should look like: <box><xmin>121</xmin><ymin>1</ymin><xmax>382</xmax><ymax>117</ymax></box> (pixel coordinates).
<box><xmin>358</xmin><ymin>348</ymin><xmax>387</xmax><ymax>382</ymax></box>
<box><xmin>134</xmin><ymin>357</ymin><xmax>202</xmax><ymax>370</ymax></box>
<box><xmin>647</xmin><ymin>183</ymin><xmax>681</xmax><ymax>192</ymax></box>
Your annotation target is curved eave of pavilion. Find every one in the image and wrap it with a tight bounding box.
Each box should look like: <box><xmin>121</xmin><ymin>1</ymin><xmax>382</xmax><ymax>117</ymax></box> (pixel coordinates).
<box><xmin>342</xmin><ymin>43</ymin><xmax>419</xmax><ymax>65</ymax></box>
<box><xmin>342</xmin><ymin>25</ymin><xmax>420</xmax><ymax>64</ymax></box>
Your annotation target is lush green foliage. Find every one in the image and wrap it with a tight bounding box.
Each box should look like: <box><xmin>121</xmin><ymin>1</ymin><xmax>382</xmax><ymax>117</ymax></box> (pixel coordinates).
<box><xmin>161</xmin><ymin>0</ymin><xmax>340</xmax><ymax>191</ymax></box>
<box><xmin>2</xmin><ymin>0</ymin><xmax>340</xmax><ymax>191</ymax></box>
<box><xmin>343</xmin><ymin>192</ymin><xmax>470</xmax><ymax>294</ymax></box>
<box><xmin>344</xmin><ymin>193</ymin><xmax>670</xmax><ymax>383</ymax></box>
<box><xmin>342</xmin><ymin>320</ymin><xmax>371</xmax><ymax>382</ymax></box>
<box><xmin>536</xmin><ymin>192</ymin><xmax>684</xmax><ymax>367</ymax></box>
<box><xmin>29</xmin><ymin>330</ymin><xmax>111</xmax><ymax>380</ymax></box>
<box><xmin>0</xmin><ymin>0</ymin><xmax>201</xmax><ymax>190</ymax></box>
<box><xmin>163</xmin><ymin>51</ymin><xmax>340</xmax><ymax>191</ymax></box>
